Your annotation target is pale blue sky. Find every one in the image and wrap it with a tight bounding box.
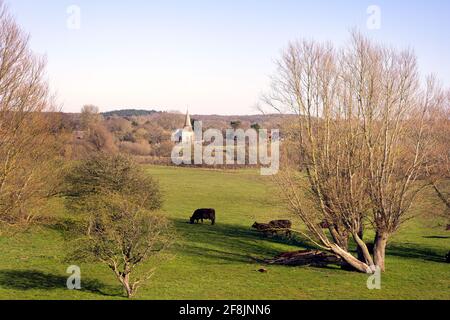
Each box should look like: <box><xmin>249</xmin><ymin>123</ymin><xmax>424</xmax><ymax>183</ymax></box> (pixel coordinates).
<box><xmin>9</xmin><ymin>0</ymin><xmax>450</xmax><ymax>114</ymax></box>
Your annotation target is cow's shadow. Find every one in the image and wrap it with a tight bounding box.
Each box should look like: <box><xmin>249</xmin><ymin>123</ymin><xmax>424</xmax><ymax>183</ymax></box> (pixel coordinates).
<box><xmin>172</xmin><ymin>218</ymin><xmax>316</xmax><ymax>265</ymax></box>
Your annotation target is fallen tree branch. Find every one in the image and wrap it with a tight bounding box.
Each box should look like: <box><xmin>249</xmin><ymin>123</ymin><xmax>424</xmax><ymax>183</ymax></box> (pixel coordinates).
<box><xmin>265</xmin><ymin>250</ymin><xmax>342</xmax><ymax>267</ymax></box>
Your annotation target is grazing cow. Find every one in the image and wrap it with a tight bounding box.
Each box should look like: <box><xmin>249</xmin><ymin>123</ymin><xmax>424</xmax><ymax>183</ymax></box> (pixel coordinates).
<box><xmin>252</xmin><ymin>220</ymin><xmax>292</xmax><ymax>237</ymax></box>
<box><xmin>252</xmin><ymin>222</ymin><xmax>274</xmax><ymax>236</ymax></box>
<box><xmin>252</xmin><ymin>222</ymin><xmax>271</xmax><ymax>230</ymax></box>
<box><xmin>270</xmin><ymin>220</ymin><xmax>292</xmax><ymax>237</ymax></box>
<box><xmin>190</xmin><ymin>208</ymin><xmax>216</xmax><ymax>225</ymax></box>
<box><xmin>269</xmin><ymin>220</ymin><xmax>292</xmax><ymax>229</ymax></box>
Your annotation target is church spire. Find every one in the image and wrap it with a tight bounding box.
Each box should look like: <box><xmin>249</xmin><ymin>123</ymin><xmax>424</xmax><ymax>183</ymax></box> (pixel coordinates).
<box><xmin>184</xmin><ymin>109</ymin><xmax>192</xmax><ymax>130</ymax></box>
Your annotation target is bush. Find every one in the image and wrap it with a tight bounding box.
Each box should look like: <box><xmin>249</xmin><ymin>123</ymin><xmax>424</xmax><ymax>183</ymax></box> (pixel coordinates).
<box><xmin>119</xmin><ymin>141</ymin><xmax>152</xmax><ymax>156</ymax></box>
<box><xmin>64</xmin><ymin>153</ymin><xmax>172</xmax><ymax>297</ymax></box>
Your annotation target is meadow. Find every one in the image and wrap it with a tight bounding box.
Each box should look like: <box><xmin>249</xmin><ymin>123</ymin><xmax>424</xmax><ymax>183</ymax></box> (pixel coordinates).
<box><xmin>0</xmin><ymin>166</ymin><xmax>448</xmax><ymax>300</ymax></box>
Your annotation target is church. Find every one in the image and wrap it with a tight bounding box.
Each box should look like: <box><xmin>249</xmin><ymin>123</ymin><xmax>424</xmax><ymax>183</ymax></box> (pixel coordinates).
<box><xmin>173</xmin><ymin>110</ymin><xmax>194</xmax><ymax>143</ymax></box>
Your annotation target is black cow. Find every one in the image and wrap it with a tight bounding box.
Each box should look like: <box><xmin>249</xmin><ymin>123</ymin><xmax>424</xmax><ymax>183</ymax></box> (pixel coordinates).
<box><xmin>190</xmin><ymin>208</ymin><xmax>216</xmax><ymax>225</ymax></box>
<box><xmin>269</xmin><ymin>220</ymin><xmax>292</xmax><ymax>229</ymax></box>
<box><xmin>252</xmin><ymin>222</ymin><xmax>271</xmax><ymax>231</ymax></box>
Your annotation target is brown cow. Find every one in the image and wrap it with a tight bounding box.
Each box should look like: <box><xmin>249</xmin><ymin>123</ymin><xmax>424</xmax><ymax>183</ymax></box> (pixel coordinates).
<box><xmin>269</xmin><ymin>220</ymin><xmax>292</xmax><ymax>229</ymax></box>
<box><xmin>252</xmin><ymin>220</ymin><xmax>292</xmax><ymax>237</ymax></box>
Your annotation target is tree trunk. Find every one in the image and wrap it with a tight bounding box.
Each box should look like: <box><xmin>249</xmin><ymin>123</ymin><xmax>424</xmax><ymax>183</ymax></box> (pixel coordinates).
<box><xmin>330</xmin><ymin>244</ymin><xmax>372</xmax><ymax>273</ymax></box>
<box><xmin>339</xmin><ymin>233</ymin><xmax>349</xmax><ymax>252</ymax></box>
<box><xmin>353</xmin><ymin>231</ymin><xmax>374</xmax><ymax>267</ymax></box>
<box><xmin>122</xmin><ymin>273</ymin><xmax>133</xmax><ymax>298</ymax></box>
<box><xmin>329</xmin><ymin>227</ymin><xmax>349</xmax><ymax>251</ymax></box>
<box><xmin>432</xmin><ymin>182</ymin><xmax>450</xmax><ymax>210</ymax></box>
<box><xmin>265</xmin><ymin>250</ymin><xmax>342</xmax><ymax>266</ymax></box>
<box><xmin>356</xmin><ymin>225</ymin><xmax>365</xmax><ymax>262</ymax></box>
<box><xmin>373</xmin><ymin>232</ymin><xmax>389</xmax><ymax>271</ymax></box>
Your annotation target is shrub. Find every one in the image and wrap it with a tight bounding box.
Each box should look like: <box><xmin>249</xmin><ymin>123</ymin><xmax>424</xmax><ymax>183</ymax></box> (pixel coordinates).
<box><xmin>64</xmin><ymin>153</ymin><xmax>173</xmax><ymax>297</ymax></box>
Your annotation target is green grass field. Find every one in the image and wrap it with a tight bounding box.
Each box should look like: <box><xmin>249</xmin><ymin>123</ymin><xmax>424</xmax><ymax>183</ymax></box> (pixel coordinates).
<box><xmin>0</xmin><ymin>166</ymin><xmax>449</xmax><ymax>300</ymax></box>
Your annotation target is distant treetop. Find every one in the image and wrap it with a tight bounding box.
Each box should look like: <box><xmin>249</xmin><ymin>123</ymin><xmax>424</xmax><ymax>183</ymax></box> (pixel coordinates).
<box><xmin>102</xmin><ymin>109</ymin><xmax>159</xmax><ymax>117</ymax></box>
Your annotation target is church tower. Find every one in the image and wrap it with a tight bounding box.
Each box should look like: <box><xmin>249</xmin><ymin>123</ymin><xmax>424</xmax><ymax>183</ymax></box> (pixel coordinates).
<box><xmin>172</xmin><ymin>110</ymin><xmax>195</xmax><ymax>143</ymax></box>
<box><xmin>173</xmin><ymin>109</ymin><xmax>194</xmax><ymax>143</ymax></box>
<box><xmin>184</xmin><ymin>109</ymin><xmax>193</xmax><ymax>131</ymax></box>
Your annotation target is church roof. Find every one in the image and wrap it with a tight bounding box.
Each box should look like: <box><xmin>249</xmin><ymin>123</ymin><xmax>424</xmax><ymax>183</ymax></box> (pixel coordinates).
<box><xmin>184</xmin><ymin>110</ymin><xmax>193</xmax><ymax>131</ymax></box>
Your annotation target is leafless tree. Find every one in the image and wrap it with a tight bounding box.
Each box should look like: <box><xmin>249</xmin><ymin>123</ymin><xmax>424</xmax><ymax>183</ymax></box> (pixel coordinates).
<box><xmin>80</xmin><ymin>104</ymin><xmax>101</xmax><ymax>129</ymax></box>
<box><xmin>266</xmin><ymin>31</ymin><xmax>441</xmax><ymax>272</ymax></box>
<box><xmin>425</xmin><ymin>88</ymin><xmax>450</xmax><ymax>215</ymax></box>
<box><xmin>0</xmin><ymin>1</ymin><xmax>63</xmax><ymax>228</ymax></box>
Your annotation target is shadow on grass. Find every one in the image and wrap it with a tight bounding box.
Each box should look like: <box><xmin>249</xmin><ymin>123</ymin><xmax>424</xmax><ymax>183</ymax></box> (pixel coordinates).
<box><xmin>387</xmin><ymin>243</ymin><xmax>446</xmax><ymax>263</ymax></box>
<box><xmin>423</xmin><ymin>236</ymin><xmax>450</xmax><ymax>239</ymax></box>
<box><xmin>171</xmin><ymin>218</ymin><xmax>316</xmax><ymax>264</ymax></box>
<box><xmin>172</xmin><ymin>218</ymin><xmax>448</xmax><ymax>266</ymax></box>
<box><xmin>0</xmin><ymin>270</ymin><xmax>120</xmax><ymax>296</ymax></box>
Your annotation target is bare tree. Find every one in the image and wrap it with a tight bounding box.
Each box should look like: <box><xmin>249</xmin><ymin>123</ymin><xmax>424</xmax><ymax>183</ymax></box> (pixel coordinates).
<box><xmin>0</xmin><ymin>1</ymin><xmax>63</xmax><ymax>228</ymax></box>
<box><xmin>266</xmin><ymin>31</ymin><xmax>440</xmax><ymax>272</ymax></box>
<box><xmin>426</xmin><ymin>88</ymin><xmax>450</xmax><ymax>215</ymax></box>
<box><xmin>86</xmin><ymin>123</ymin><xmax>118</xmax><ymax>154</ymax></box>
<box><xmin>80</xmin><ymin>104</ymin><xmax>101</xmax><ymax>129</ymax></box>
<box><xmin>76</xmin><ymin>105</ymin><xmax>119</xmax><ymax>155</ymax></box>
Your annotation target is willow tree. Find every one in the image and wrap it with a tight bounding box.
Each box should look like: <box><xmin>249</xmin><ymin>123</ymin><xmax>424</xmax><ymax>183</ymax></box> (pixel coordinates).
<box><xmin>0</xmin><ymin>1</ymin><xmax>62</xmax><ymax>227</ymax></box>
<box><xmin>267</xmin><ymin>32</ymin><xmax>441</xmax><ymax>273</ymax></box>
<box><xmin>426</xmin><ymin>89</ymin><xmax>450</xmax><ymax>214</ymax></box>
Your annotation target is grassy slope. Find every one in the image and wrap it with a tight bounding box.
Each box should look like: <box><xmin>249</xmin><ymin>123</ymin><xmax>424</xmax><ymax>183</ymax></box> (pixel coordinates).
<box><xmin>0</xmin><ymin>166</ymin><xmax>448</xmax><ymax>300</ymax></box>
